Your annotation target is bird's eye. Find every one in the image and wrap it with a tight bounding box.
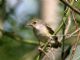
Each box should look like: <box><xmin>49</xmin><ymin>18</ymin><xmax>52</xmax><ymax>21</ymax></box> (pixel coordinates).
<box><xmin>32</xmin><ymin>21</ymin><xmax>37</xmax><ymax>24</ymax></box>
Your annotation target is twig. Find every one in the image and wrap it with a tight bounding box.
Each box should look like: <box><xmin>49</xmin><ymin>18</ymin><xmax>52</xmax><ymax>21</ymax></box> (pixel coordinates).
<box><xmin>65</xmin><ymin>15</ymin><xmax>71</xmax><ymax>35</ymax></box>
<box><xmin>66</xmin><ymin>28</ymin><xmax>80</xmax><ymax>39</ymax></box>
<box><xmin>38</xmin><ymin>47</ymin><xmax>49</xmax><ymax>58</ymax></box>
<box><xmin>42</xmin><ymin>38</ymin><xmax>52</xmax><ymax>50</ymax></box>
<box><xmin>72</xmin><ymin>11</ymin><xmax>78</xmax><ymax>29</ymax></box>
<box><xmin>70</xmin><ymin>32</ymin><xmax>80</xmax><ymax>60</ymax></box>
<box><xmin>60</xmin><ymin>0</ymin><xmax>80</xmax><ymax>15</ymax></box>
<box><xmin>54</xmin><ymin>0</ymin><xmax>74</xmax><ymax>35</ymax></box>
<box><xmin>69</xmin><ymin>11</ymin><xmax>80</xmax><ymax>60</ymax></box>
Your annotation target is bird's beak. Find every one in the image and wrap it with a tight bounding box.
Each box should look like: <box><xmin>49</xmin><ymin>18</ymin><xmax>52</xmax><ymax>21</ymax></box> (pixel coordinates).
<box><xmin>25</xmin><ymin>23</ymin><xmax>33</xmax><ymax>28</ymax></box>
<box><xmin>26</xmin><ymin>23</ymin><xmax>32</xmax><ymax>26</ymax></box>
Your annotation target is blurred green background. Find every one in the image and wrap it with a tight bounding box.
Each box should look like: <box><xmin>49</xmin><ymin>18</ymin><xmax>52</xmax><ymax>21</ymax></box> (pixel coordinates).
<box><xmin>0</xmin><ymin>0</ymin><xmax>80</xmax><ymax>60</ymax></box>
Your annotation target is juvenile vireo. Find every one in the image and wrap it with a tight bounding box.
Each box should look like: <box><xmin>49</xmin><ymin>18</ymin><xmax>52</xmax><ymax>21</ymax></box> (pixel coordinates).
<box><xmin>27</xmin><ymin>18</ymin><xmax>61</xmax><ymax>48</ymax></box>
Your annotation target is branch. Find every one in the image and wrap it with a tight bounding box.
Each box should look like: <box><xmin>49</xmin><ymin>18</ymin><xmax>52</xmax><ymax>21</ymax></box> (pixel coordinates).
<box><xmin>0</xmin><ymin>29</ymin><xmax>22</xmax><ymax>41</ymax></box>
<box><xmin>66</xmin><ymin>28</ymin><xmax>80</xmax><ymax>39</ymax></box>
<box><xmin>60</xmin><ymin>0</ymin><xmax>80</xmax><ymax>15</ymax></box>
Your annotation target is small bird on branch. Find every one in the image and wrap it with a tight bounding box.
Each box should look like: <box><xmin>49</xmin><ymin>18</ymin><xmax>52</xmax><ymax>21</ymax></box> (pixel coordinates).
<box><xmin>26</xmin><ymin>18</ymin><xmax>61</xmax><ymax>48</ymax></box>
<box><xmin>26</xmin><ymin>18</ymin><xmax>72</xmax><ymax>60</ymax></box>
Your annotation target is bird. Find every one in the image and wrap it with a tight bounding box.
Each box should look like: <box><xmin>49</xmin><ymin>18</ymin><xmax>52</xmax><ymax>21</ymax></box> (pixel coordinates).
<box><xmin>26</xmin><ymin>18</ymin><xmax>62</xmax><ymax>60</ymax></box>
<box><xmin>26</xmin><ymin>18</ymin><xmax>61</xmax><ymax>48</ymax></box>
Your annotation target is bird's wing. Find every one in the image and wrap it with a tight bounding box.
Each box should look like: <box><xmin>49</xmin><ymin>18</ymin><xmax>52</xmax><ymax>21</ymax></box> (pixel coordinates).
<box><xmin>45</xmin><ymin>25</ymin><xmax>54</xmax><ymax>35</ymax></box>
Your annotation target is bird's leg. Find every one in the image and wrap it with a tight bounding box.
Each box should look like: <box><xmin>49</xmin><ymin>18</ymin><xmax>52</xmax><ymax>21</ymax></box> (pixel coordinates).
<box><xmin>38</xmin><ymin>46</ymin><xmax>49</xmax><ymax>58</ymax></box>
<box><xmin>38</xmin><ymin>41</ymin><xmax>46</xmax><ymax>53</ymax></box>
<box><xmin>38</xmin><ymin>40</ymin><xmax>50</xmax><ymax>58</ymax></box>
<box><xmin>38</xmin><ymin>38</ymin><xmax>52</xmax><ymax>59</ymax></box>
<box><xmin>38</xmin><ymin>46</ymin><xmax>46</xmax><ymax>54</ymax></box>
<box><xmin>38</xmin><ymin>38</ymin><xmax>52</xmax><ymax>54</ymax></box>
<box><xmin>38</xmin><ymin>41</ymin><xmax>47</xmax><ymax>59</ymax></box>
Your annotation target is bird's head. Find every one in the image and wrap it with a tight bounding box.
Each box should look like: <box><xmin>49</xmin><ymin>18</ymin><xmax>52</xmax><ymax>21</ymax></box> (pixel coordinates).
<box><xmin>26</xmin><ymin>18</ymin><xmax>41</xmax><ymax>28</ymax></box>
